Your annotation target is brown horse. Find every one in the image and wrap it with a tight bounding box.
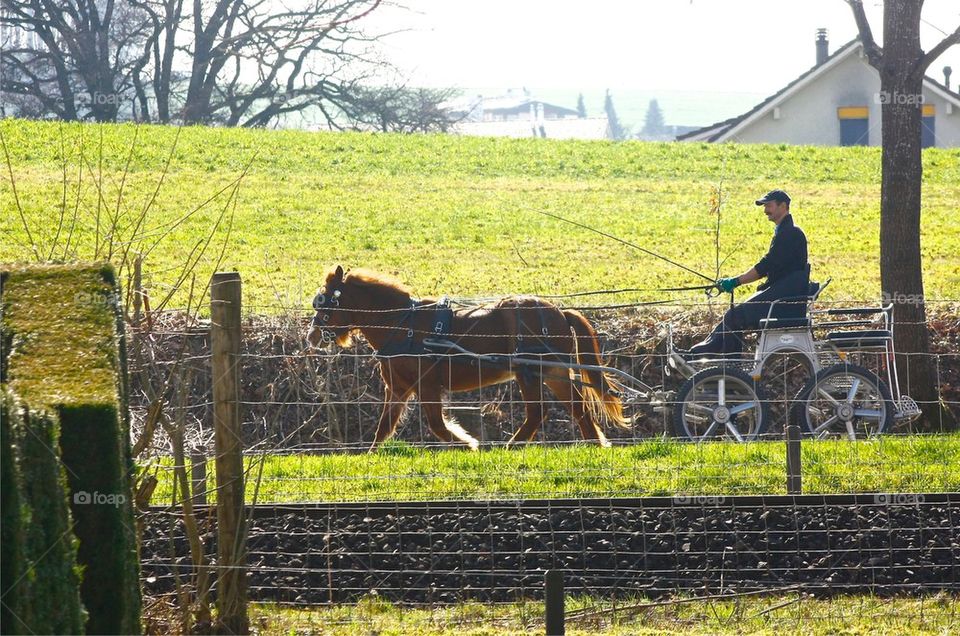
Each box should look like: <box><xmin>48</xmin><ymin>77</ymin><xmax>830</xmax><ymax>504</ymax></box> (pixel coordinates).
<box><xmin>306</xmin><ymin>266</ymin><xmax>629</xmax><ymax>451</ymax></box>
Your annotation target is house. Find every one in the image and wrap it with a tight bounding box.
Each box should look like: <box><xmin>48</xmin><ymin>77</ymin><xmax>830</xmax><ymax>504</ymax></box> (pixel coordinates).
<box><xmin>446</xmin><ymin>89</ymin><xmax>581</xmax><ymax>123</ymax></box>
<box><xmin>678</xmin><ymin>30</ymin><xmax>960</xmax><ymax>147</ymax></box>
<box><xmin>445</xmin><ymin>89</ymin><xmax>612</xmax><ymax>140</ymax></box>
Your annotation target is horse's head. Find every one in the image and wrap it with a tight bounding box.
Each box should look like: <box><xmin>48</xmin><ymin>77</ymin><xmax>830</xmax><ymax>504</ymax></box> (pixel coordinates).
<box><xmin>307</xmin><ymin>265</ymin><xmax>354</xmax><ymax>348</ymax></box>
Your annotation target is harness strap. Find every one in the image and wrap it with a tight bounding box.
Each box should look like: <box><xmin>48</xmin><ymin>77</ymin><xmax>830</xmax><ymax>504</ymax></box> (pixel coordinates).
<box><xmin>433</xmin><ymin>296</ymin><xmax>453</xmax><ymax>336</ymax></box>
<box><xmin>375</xmin><ymin>301</ymin><xmax>418</xmax><ymax>357</ymax></box>
<box><xmin>514</xmin><ymin>303</ymin><xmax>564</xmax><ymax>357</ymax></box>
<box><xmin>374</xmin><ymin>298</ymin><xmax>455</xmax><ymax>357</ymax></box>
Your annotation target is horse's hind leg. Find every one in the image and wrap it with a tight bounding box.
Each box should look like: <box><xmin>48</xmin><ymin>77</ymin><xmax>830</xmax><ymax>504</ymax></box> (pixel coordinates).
<box><xmin>370</xmin><ymin>384</ymin><xmax>414</xmax><ymax>452</ymax></box>
<box><xmin>545</xmin><ymin>377</ymin><xmax>610</xmax><ymax>447</ymax></box>
<box><xmin>506</xmin><ymin>375</ymin><xmax>548</xmax><ymax>447</ymax></box>
<box><xmin>419</xmin><ymin>386</ymin><xmax>479</xmax><ymax>450</ymax></box>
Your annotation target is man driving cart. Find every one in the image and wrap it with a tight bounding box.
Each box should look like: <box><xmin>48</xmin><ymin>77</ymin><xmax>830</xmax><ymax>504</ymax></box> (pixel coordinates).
<box><xmin>681</xmin><ymin>189</ymin><xmax>809</xmax><ymax>359</ymax></box>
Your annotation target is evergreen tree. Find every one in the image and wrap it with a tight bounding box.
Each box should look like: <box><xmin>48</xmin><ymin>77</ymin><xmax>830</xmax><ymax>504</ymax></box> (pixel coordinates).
<box><xmin>642</xmin><ymin>98</ymin><xmax>666</xmax><ymax>136</ymax></box>
<box><xmin>603</xmin><ymin>89</ymin><xmax>625</xmax><ymax>140</ymax></box>
<box><xmin>576</xmin><ymin>93</ymin><xmax>587</xmax><ymax>118</ymax></box>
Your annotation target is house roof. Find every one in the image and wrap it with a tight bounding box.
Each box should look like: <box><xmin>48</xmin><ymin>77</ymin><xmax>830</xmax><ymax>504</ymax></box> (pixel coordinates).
<box><xmin>923</xmin><ymin>76</ymin><xmax>960</xmax><ymax>105</ymax></box>
<box><xmin>480</xmin><ymin>96</ymin><xmax>579</xmax><ymax>115</ymax></box>
<box><xmin>677</xmin><ymin>38</ymin><xmax>861</xmax><ymax>142</ymax></box>
<box><xmin>444</xmin><ymin>92</ymin><xmax>580</xmax><ymax>118</ymax></box>
<box><xmin>677</xmin><ymin>38</ymin><xmax>960</xmax><ymax>142</ymax></box>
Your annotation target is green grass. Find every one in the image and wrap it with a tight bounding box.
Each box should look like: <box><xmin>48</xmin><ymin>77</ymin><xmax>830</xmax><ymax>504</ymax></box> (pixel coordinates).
<box><xmin>243</xmin><ymin>593</ymin><xmax>959</xmax><ymax>635</ymax></box>
<box><xmin>146</xmin><ymin>435</ymin><xmax>960</xmax><ymax>505</ymax></box>
<box><xmin>2</xmin><ymin>119</ymin><xmax>959</xmax><ymax>310</ymax></box>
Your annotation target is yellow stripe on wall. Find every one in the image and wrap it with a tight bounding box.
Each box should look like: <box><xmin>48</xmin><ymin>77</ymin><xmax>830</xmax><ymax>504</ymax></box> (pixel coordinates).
<box><xmin>838</xmin><ymin>106</ymin><xmax>869</xmax><ymax>119</ymax></box>
<box><xmin>922</xmin><ymin>104</ymin><xmax>936</xmax><ymax>117</ymax></box>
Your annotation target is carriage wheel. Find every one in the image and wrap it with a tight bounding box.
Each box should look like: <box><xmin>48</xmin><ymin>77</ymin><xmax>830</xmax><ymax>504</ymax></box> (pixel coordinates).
<box><xmin>672</xmin><ymin>367</ymin><xmax>770</xmax><ymax>442</ymax></box>
<box><xmin>758</xmin><ymin>351</ymin><xmax>816</xmax><ymax>438</ymax></box>
<box><xmin>789</xmin><ymin>364</ymin><xmax>893</xmax><ymax>439</ymax></box>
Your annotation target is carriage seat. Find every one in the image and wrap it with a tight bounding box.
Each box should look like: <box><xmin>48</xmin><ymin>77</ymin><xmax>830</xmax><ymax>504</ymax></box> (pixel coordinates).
<box><xmin>758</xmin><ymin>316</ymin><xmax>812</xmax><ymax>329</ymax></box>
<box><xmin>826</xmin><ymin>330</ymin><xmax>892</xmax><ymax>349</ymax></box>
<box><xmin>758</xmin><ymin>277</ymin><xmax>824</xmax><ymax>331</ymax></box>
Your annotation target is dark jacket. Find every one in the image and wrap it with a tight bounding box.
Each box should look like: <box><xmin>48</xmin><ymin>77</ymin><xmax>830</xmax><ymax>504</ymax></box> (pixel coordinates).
<box><xmin>754</xmin><ymin>214</ymin><xmax>807</xmax><ymax>291</ymax></box>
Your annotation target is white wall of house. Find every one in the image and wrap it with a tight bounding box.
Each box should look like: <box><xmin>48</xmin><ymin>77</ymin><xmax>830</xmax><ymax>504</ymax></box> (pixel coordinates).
<box><xmin>453</xmin><ymin>117</ymin><xmax>611</xmax><ymax>140</ymax></box>
<box><xmin>720</xmin><ymin>47</ymin><xmax>960</xmax><ymax>148</ymax></box>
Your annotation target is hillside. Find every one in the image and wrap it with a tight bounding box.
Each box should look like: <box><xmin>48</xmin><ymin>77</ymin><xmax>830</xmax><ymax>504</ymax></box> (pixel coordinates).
<box><xmin>2</xmin><ymin>119</ymin><xmax>958</xmax><ymax>310</ymax></box>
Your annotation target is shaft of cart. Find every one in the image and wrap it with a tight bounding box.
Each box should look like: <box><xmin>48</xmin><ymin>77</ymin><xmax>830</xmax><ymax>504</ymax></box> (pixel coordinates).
<box><xmin>422</xmin><ymin>338</ymin><xmax>655</xmax><ymax>400</ymax></box>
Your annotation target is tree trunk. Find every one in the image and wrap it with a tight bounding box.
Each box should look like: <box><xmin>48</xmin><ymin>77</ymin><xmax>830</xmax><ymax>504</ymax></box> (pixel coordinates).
<box><xmin>877</xmin><ymin>2</ymin><xmax>954</xmax><ymax>430</ymax></box>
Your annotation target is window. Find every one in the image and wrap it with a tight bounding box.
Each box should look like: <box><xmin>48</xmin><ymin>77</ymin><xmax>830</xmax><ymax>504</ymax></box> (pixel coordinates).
<box><xmin>922</xmin><ymin>104</ymin><xmax>936</xmax><ymax>149</ymax></box>
<box><xmin>838</xmin><ymin>106</ymin><xmax>869</xmax><ymax>146</ymax></box>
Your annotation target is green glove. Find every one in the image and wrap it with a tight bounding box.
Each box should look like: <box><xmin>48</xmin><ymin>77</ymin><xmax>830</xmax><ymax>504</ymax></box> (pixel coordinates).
<box><xmin>717</xmin><ymin>277</ymin><xmax>740</xmax><ymax>293</ymax></box>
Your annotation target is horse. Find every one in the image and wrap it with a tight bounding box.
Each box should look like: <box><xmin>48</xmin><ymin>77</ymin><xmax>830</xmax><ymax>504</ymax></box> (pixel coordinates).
<box><xmin>306</xmin><ymin>265</ymin><xmax>630</xmax><ymax>451</ymax></box>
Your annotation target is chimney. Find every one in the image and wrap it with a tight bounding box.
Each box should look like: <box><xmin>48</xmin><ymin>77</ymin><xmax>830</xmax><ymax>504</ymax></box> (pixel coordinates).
<box><xmin>945</xmin><ymin>66</ymin><xmax>953</xmax><ymax>91</ymax></box>
<box><xmin>816</xmin><ymin>29</ymin><xmax>829</xmax><ymax>66</ymax></box>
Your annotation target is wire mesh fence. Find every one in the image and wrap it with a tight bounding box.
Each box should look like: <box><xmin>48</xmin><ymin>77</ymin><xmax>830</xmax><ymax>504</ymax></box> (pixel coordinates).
<box><xmin>128</xmin><ymin>299</ymin><xmax>960</xmax><ymax>453</ymax></box>
<box><xmin>129</xmin><ymin>292</ymin><xmax>959</xmax><ymax>634</ymax></box>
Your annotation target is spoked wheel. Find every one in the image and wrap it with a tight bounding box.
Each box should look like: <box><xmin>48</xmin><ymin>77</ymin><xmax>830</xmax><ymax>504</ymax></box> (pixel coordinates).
<box><xmin>759</xmin><ymin>351</ymin><xmax>816</xmax><ymax>438</ymax></box>
<box><xmin>672</xmin><ymin>367</ymin><xmax>770</xmax><ymax>442</ymax></box>
<box><xmin>789</xmin><ymin>364</ymin><xmax>894</xmax><ymax>439</ymax></box>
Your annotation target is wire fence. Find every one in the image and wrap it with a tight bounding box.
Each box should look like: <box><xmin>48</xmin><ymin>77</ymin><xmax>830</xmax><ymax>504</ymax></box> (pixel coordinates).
<box><xmin>129</xmin><ymin>291</ymin><xmax>960</xmax><ymax>634</ymax></box>
<box><xmin>128</xmin><ymin>299</ymin><xmax>960</xmax><ymax>453</ymax></box>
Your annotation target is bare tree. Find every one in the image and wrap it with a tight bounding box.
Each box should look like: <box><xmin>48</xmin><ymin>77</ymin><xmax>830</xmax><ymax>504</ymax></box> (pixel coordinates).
<box><xmin>3</xmin><ymin>0</ymin><xmax>456</xmax><ymax>129</ymax></box>
<box><xmin>343</xmin><ymin>84</ymin><xmax>459</xmax><ymax>132</ymax></box>
<box><xmin>180</xmin><ymin>0</ymin><xmax>387</xmax><ymax>126</ymax></box>
<box><xmin>1</xmin><ymin>0</ymin><xmax>151</xmax><ymax>121</ymax></box>
<box><xmin>125</xmin><ymin>0</ymin><xmax>185</xmax><ymax>122</ymax></box>
<box><xmin>845</xmin><ymin>0</ymin><xmax>959</xmax><ymax>430</ymax></box>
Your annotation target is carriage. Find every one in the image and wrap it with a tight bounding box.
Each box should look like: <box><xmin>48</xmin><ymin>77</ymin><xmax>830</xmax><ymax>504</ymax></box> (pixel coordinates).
<box><xmin>308</xmin><ymin>266</ymin><xmax>923</xmax><ymax>448</ymax></box>
<box><xmin>658</xmin><ymin>278</ymin><xmax>922</xmax><ymax>442</ymax></box>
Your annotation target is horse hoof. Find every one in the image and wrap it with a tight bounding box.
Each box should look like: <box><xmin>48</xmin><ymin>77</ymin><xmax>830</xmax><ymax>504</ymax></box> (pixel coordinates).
<box><xmin>467</xmin><ymin>439</ymin><xmax>480</xmax><ymax>452</ymax></box>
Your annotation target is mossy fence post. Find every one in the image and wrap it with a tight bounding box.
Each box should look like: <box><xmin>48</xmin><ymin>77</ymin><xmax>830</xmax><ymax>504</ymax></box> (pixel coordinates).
<box><xmin>2</xmin><ymin>263</ymin><xmax>140</xmax><ymax>634</ymax></box>
<box><xmin>210</xmin><ymin>272</ymin><xmax>249</xmax><ymax>634</ymax></box>
<box><xmin>786</xmin><ymin>424</ymin><xmax>802</xmax><ymax>495</ymax></box>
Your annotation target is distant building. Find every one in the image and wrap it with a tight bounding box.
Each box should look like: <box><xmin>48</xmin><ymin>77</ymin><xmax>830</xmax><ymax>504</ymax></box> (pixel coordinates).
<box><xmin>445</xmin><ymin>89</ymin><xmax>612</xmax><ymax>140</ymax></box>
<box><xmin>679</xmin><ymin>30</ymin><xmax>960</xmax><ymax>148</ymax></box>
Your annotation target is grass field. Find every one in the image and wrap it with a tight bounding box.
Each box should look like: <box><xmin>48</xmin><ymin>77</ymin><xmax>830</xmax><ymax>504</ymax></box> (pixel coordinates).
<box><xmin>242</xmin><ymin>593</ymin><xmax>959</xmax><ymax>635</ymax></box>
<box><xmin>146</xmin><ymin>435</ymin><xmax>960</xmax><ymax>504</ymax></box>
<box><xmin>2</xmin><ymin>119</ymin><xmax>959</xmax><ymax>311</ymax></box>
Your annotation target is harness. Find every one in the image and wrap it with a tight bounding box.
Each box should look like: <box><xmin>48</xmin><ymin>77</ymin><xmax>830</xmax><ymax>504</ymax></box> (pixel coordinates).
<box><xmin>376</xmin><ymin>297</ymin><xmax>453</xmax><ymax>357</ymax></box>
<box><xmin>319</xmin><ymin>288</ymin><xmax>572</xmax><ymax>383</ymax></box>
<box><xmin>513</xmin><ymin>303</ymin><xmax>556</xmax><ymax>356</ymax></box>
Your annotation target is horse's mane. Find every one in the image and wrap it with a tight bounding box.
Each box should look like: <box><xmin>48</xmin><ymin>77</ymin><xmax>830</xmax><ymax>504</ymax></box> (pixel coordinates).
<box><xmin>343</xmin><ymin>268</ymin><xmax>413</xmax><ymax>304</ymax></box>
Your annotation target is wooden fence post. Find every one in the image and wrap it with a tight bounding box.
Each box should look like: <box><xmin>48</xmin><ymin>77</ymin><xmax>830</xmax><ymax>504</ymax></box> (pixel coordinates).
<box><xmin>191</xmin><ymin>445</ymin><xmax>207</xmax><ymax>507</ymax></box>
<box><xmin>132</xmin><ymin>254</ymin><xmax>143</xmax><ymax>326</ymax></box>
<box><xmin>786</xmin><ymin>424</ymin><xmax>802</xmax><ymax>495</ymax></box>
<box><xmin>545</xmin><ymin>569</ymin><xmax>565</xmax><ymax>636</ymax></box>
<box><xmin>211</xmin><ymin>272</ymin><xmax>248</xmax><ymax>634</ymax></box>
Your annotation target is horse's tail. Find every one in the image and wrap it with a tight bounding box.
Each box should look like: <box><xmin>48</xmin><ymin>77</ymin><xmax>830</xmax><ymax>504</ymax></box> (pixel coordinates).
<box><xmin>562</xmin><ymin>309</ymin><xmax>631</xmax><ymax>429</ymax></box>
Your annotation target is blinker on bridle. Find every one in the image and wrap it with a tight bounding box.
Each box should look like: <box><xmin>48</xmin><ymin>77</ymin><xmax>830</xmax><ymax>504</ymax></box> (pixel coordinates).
<box><xmin>312</xmin><ymin>289</ymin><xmax>342</xmax><ymax>337</ymax></box>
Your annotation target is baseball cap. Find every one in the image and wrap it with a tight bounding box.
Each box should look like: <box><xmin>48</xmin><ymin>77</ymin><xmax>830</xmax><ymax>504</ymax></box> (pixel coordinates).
<box><xmin>755</xmin><ymin>189</ymin><xmax>791</xmax><ymax>206</ymax></box>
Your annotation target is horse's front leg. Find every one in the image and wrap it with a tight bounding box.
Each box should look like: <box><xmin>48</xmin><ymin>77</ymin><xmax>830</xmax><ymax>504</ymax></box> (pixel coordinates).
<box><xmin>370</xmin><ymin>384</ymin><xmax>412</xmax><ymax>452</ymax></box>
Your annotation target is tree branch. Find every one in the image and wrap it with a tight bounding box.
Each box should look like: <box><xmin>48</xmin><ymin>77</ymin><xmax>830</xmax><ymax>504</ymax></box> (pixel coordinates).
<box><xmin>920</xmin><ymin>24</ymin><xmax>960</xmax><ymax>72</ymax></box>
<box><xmin>845</xmin><ymin>0</ymin><xmax>883</xmax><ymax>68</ymax></box>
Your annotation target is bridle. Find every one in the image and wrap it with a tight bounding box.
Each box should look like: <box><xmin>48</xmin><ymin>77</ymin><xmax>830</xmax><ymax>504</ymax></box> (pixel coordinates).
<box><xmin>311</xmin><ymin>288</ymin><xmax>342</xmax><ymax>342</ymax></box>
